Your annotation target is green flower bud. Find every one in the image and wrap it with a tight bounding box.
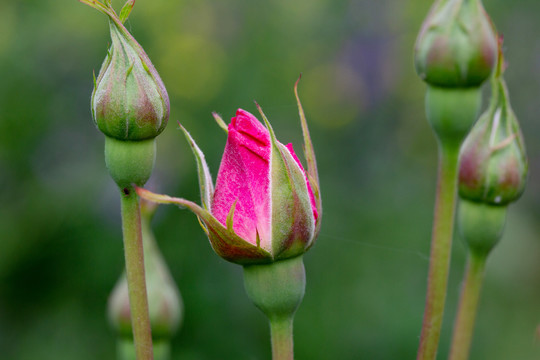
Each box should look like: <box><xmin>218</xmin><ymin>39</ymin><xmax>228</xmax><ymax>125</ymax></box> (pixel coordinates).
<box><xmin>415</xmin><ymin>0</ymin><xmax>497</xmax><ymax>88</ymax></box>
<box><xmin>92</xmin><ymin>20</ymin><xmax>169</xmax><ymax>140</ymax></box>
<box><xmin>458</xmin><ymin>71</ymin><xmax>528</xmax><ymax>205</ymax></box>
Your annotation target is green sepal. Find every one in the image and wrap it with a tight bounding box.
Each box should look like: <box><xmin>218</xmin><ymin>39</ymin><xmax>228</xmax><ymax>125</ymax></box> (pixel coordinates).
<box><xmin>136</xmin><ymin>188</ymin><xmax>272</xmax><ymax>265</ymax></box>
<box><xmin>295</xmin><ymin>76</ymin><xmax>322</xmax><ymax>238</ymax></box>
<box><xmin>119</xmin><ymin>0</ymin><xmax>135</xmax><ymax>24</ymax></box>
<box><xmin>226</xmin><ymin>200</ymin><xmax>237</xmax><ymax>232</ymax></box>
<box><xmin>79</xmin><ymin>0</ymin><xmax>111</xmax><ymax>16</ymax></box>
<box><xmin>212</xmin><ymin>112</ymin><xmax>229</xmax><ymax>134</ymax></box>
<box><xmin>178</xmin><ymin>123</ymin><xmax>214</xmax><ymax>210</ymax></box>
<box><xmin>256</xmin><ymin>103</ymin><xmax>315</xmax><ymax>260</ymax></box>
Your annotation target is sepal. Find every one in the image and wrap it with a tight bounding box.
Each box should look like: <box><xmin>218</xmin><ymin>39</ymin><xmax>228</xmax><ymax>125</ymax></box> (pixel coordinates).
<box><xmin>212</xmin><ymin>112</ymin><xmax>229</xmax><ymax>133</ymax></box>
<box><xmin>256</xmin><ymin>104</ymin><xmax>316</xmax><ymax>259</ymax></box>
<box><xmin>178</xmin><ymin>123</ymin><xmax>214</xmax><ymax>210</ymax></box>
<box><xmin>136</xmin><ymin>188</ymin><xmax>273</xmax><ymax>264</ymax></box>
<box><xmin>295</xmin><ymin>76</ymin><xmax>322</xmax><ymax>237</ymax></box>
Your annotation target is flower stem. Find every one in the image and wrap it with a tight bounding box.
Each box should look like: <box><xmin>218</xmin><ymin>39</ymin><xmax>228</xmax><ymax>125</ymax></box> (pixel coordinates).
<box><xmin>269</xmin><ymin>316</ymin><xmax>295</xmax><ymax>360</ymax></box>
<box><xmin>120</xmin><ymin>185</ymin><xmax>154</xmax><ymax>360</ymax></box>
<box><xmin>117</xmin><ymin>338</ymin><xmax>170</xmax><ymax>360</ymax></box>
<box><xmin>417</xmin><ymin>145</ymin><xmax>460</xmax><ymax>360</ymax></box>
<box><xmin>448</xmin><ymin>252</ymin><xmax>487</xmax><ymax>360</ymax></box>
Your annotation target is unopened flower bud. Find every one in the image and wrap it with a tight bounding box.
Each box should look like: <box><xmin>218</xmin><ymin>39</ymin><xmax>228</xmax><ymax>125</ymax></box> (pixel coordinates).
<box><xmin>92</xmin><ymin>20</ymin><xmax>169</xmax><ymax>141</ymax></box>
<box><xmin>458</xmin><ymin>75</ymin><xmax>527</xmax><ymax>205</ymax></box>
<box><xmin>136</xmin><ymin>82</ymin><xmax>322</xmax><ymax>265</ymax></box>
<box><xmin>415</xmin><ymin>0</ymin><xmax>497</xmax><ymax>88</ymax></box>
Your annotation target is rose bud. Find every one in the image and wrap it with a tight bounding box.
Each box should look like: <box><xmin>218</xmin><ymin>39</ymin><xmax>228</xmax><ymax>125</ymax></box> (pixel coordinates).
<box><xmin>414</xmin><ymin>0</ymin><xmax>497</xmax><ymax>88</ymax></box>
<box><xmin>137</xmin><ymin>86</ymin><xmax>321</xmax><ymax>265</ymax></box>
<box><xmin>83</xmin><ymin>1</ymin><xmax>171</xmax><ymax>188</ymax></box>
<box><xmin>91</xmin><ymin>15</ymin><xmax>169</xmax><ymax>141</ymax></box>
<box><xmin>458</xmin><ymin>67</ymin><xmax>527</xmax><ymax>206</ymax></box>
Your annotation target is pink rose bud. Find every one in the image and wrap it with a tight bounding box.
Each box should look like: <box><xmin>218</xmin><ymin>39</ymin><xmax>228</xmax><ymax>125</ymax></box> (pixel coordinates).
<box><xmin>414</xmin><ymin>0</ymin><xmax>497</xmax><ymax>88</ymax></box>
<box><xmin>211</xmin><ymin>109</ymin><xmax>319</xmax><ymax>260</ymax></box>
<box><xmin>136</xmin><ymin>82</ymin><xmax>321</xmax><ymax>264</ymax></box>
<box><xmin>458</xmin><ymin>58</ymin><xmax>528</xmax><ymax>205</ymax></box>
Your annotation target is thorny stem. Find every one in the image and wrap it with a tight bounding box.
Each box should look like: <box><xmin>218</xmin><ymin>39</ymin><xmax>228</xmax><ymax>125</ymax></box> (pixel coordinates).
<box><xmin>417</xmin><ymin>145</ymin><xmax>460</xmax><ymax>360</ymax></box>
<box><xmin>120</xmin><ymin>186</ymin><xmax>154</xmax><ymax>360</ymax></box>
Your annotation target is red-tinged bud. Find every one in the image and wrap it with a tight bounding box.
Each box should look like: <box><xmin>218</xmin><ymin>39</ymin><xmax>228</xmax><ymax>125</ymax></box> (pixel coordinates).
<box><xmin>92</xmin><ymin>20</ymin><xmax>169</xmax><ymax>141</ymax></box>
<box><xmin>136</xmin><ymin>81</ymin><xmax>322</xmax><ymax>265</ymax></box>
<box><xmin>458</xmin><ymin>73</ymin><xmax>527</xmax><ymax>205</ymax></box>
<box><xmin>415</xmin><ymin>0</ymin><xmax>497</xmax><ymax>88</ymax></box>
<box><xmin>82</xmin><ymin>1</ymin><xmax>170</xmax><ymax>188</ymax></box>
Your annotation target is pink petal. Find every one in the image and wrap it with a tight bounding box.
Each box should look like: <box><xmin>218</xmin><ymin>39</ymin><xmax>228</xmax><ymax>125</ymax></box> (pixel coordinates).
<box><xmin>211</xmin><ymin>109</ymin><xmax>272</xmax><ymax>247</ymax></box>
<box><xmin>285</xmin><ymin>143</ymin><xmax>319</xmax><ymax>221</ymax></box>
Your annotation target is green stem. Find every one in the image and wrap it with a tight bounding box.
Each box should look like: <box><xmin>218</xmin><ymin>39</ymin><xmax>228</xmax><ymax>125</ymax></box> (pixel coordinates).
<box><xmin>120</xmin><ymin>186</ymin><xmax>154</xmax><ymax>360</ymax></box>
<box><xmin>269</xmin><ymin>316</ymin><xmax>295</xmax><ymax>360</ymax></box>
<box><xmin>448</xmin><ymin>252</ymin><xmax>487</xmax><ymax>360</ymax></box>
<box><xmin>117</xmin><ymin>338</ymin><xmax>170</xmax><ymax>360</ymax></box>
<box><xmin>417</xmin><ymin>145</ymin><xmax>460</xmax><ymax>360</ymax></box>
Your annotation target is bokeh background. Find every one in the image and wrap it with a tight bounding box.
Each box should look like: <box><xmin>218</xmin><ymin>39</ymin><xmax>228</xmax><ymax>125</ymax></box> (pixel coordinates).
<box><xmin>1</xmin><ymin>0</ymin><xmax>540</xmax><ymax>359</ymax></box>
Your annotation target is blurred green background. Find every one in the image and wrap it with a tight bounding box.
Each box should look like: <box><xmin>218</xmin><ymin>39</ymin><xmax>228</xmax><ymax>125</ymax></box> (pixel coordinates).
<box><xmin>1</xmin><ymin>0</ymin><xmax>539</xmax><ymax>359</ymax></box>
